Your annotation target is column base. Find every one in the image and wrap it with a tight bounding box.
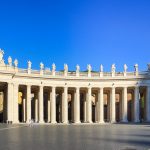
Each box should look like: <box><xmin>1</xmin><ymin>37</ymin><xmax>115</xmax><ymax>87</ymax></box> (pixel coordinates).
<box><xmin>62</xmin><ymin>121</ymin><xmax>69</xmax><ymax>124</ymax></box>
<box><xmin>110</xmin><ymin>120</ymin><xmax>116</xmax><ymax>123</ymax></box>
<box><xmin>38</xmin><ymin>120</ymin><xmax>45</xmax><ymax>123</ymax></box>
<box><xmin>87</xmin><ymin>121</ymin><xmax>93</xmax><ymax>123</ymax></box>
<box><xmin>51</xmin><ymin>121</ymin><xmax>57</xmax><ymax>124</ymax></box>
<box><xmin>97</xmin><ymin>121</ymin><xmax>105</xmax><ymax>124</ymax></box>
<box><xmin>74</xmin><ymin>121</ymin><xmax>81</xmax><ymax>124</ymax></box>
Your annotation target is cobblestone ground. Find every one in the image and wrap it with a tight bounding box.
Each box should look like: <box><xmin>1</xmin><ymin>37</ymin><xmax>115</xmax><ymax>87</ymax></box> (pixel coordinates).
<box><xmin>0</xmin><ymin>123</ymin><xmax>150</xmax><ymax>150</ymax></box>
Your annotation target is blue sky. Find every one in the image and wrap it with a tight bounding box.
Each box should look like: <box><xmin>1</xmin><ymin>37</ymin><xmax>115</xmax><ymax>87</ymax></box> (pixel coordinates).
<box><xmin>0</xmin><ymin>0</ymin><xmax>150</xmax><ymax>72</ymax></box>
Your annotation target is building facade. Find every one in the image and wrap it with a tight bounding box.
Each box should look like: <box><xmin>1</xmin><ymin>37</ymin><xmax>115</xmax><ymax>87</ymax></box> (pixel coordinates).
<box><xmin>0</xmin><ymin>49</ymin><xmax>150</xmax><ymax>124</ymax></box>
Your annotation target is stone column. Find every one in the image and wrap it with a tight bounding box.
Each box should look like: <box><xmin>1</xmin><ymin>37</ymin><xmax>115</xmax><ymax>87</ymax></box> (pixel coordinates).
<box><xmin>122</xmin><ymin>87</ymin><xmax>128</xmax><ymax>122</ymax></box>
<box><xmin>51</xmin><ymin>86</ymin><xmax>56</xmax><ymax>123</ymax></box>
<box><xmin>26</xmin><ymin>85</ymin><xmax>31</xmax><ymax>123</ymax></box>
<box><xmin>86</xmin><ymin>87</ymin><xmax>92</xmax><ymax>123</ymax></box>
<box><xmin>62</xmin><ymin>87</ymin><xmax>68</xmax><ymax>123</ymax></box>
<box><xmin>35</xmin><ymin>93</ymin><xmax>38</xmax><ymax>123</ymax></box>
<box><xmin>146</xmin><ymin>86</ymin><xmax>150</xmax><ymax>122</ymax></box>
<box><xmin>83</xmin><ymin>94</ymin><xmax>86</xmax><ymax>122</ymax></box>
<box><xmin>22</xmin><ymin>98</ymin><xmax>26</xmax><ymax>122</ymax></box>
<box><xmin>98</xmin><ymin>87</ymin><xmax>104</xmax><ymax>123</ymax></box>
<box><xmin>134</xmin><ymin>86</ymin><xmax>140</xmax><ymax>122</ymax></box>
<box><xmin>47</xmin><ymin>94</ymin><xmax>51</xmax><ymax>123</ymax></box>
<box><xmin>74</xmin><ymin>87</ymin><xmax>80</xmax><ymax>123</ymax></box>
<box><xmin>110</xmin><ymin>87</ymin><xmax>116</xmax><ymax>123</ymax></box>
<box><xmin>7</xmin><ymin>82</ymin><xmax>13</xmax><ymax>123</ymax></box>
<box><xmin>13</xmin><ymin>83</ymin><xmax>19</xmax><ymax>123</ymax></box>
<box><xmin>39</xmin><ymin>85</ymin><xmax>44</xmax><ymax>123</ymax></box>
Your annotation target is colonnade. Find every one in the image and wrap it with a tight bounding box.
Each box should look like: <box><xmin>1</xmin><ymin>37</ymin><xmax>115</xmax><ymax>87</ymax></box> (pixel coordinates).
<box><xmin>4</xmin><ymin>83</ymin><xmax>150</xmax><ymax>124</ymax></box>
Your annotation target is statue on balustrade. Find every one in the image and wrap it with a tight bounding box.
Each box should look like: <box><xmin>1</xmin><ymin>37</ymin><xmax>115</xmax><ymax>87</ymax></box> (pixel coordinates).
<box><xmin>0</xmin><ymin>49</ymin><xmax>5</xmax><ymax>65</ymax></box>
<box><xmin>64</xmin><ymin>64</ymin><xmax>68</xmax><ymax>72</ymax></box>
<box><xmin>87</xmin><ymin>64</ymin><xmax>92</xmax><ymax>72</ymax></box>
<box><xmin>111</xmin><ymin>64</ymin><xmax>116</xmax><ymax>73</ymax></box>
<box><xmin>124</xmin><ymin>64</ymin><xmax>127</xmax><ymax>72</ymax></box>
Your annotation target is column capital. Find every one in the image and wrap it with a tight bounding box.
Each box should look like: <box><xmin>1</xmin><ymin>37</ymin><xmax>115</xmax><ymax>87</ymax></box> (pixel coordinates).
<box><xmin>64</xmin><ymin>86</ymin><xmax>68</xmax><ymax>89</ymax></box>
<box><xmin>51</xmin><ymin>86</ymin><xmax>56</xmax><ymax>91</ymax></box>
<box><xmin>111</xmin><ymin>86</ymin><xmax>116</xmax><ymax>89</ymax></box>
<box><xmin>123</xmin><ymin>86</ymin><xmax>128</xmax><ymax>90</ymax></box>
<box><xmin>87</xmin><ymin>86</ymin><xmax>92</xmax><ymax>89</ymax></box>
<box><xmin>39</xmin><ymin>84</ymin><xmax>44</xmax><ymax>88</ymax></box>
<box><xmin>13</xmin><ymin>82</ymin><xmax>19</xmax><ymax>85</ymax></box>
<box><xmin>26</xmin><ymin>84</ymin><xmax>31</xmax><ymax>87</ymax></box>
<box><xmin>7</xmin><ymin>81</ymin><xmax>12</xmax><ymax>84</ymax></box>
<box><xmin>75</xmin><ymin>87</ymin><xmax>80</xmax><ymax>90</ymax></box>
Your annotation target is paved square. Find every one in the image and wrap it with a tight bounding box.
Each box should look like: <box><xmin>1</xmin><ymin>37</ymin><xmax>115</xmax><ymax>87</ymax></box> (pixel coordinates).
<box><xmin>0</xmin><ymin>124</ymin><xmax>150</xmax><ymax>150</ymax></box>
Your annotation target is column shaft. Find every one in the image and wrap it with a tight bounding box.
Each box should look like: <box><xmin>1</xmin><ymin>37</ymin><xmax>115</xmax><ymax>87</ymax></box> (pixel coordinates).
<box><xmin>39</xmin><ymin>86</ymin><xmax>44</xmax><ymax>123</ymax></box>
<box><xmin>26</xmin><ymin>85</ymin><xmax>31</xmax><ymax>123</ymax></box>
<box><xmin>62</xmin><ymin>87</ymin><xmax>68</xmax><ymax>123</ymax></box>
<box><xmin>13</xmin><ymin>84</ymin><xmax>19</xmax><ymax>123</ymax></box>
<box><xmin>35</xmin><ymin>97</ymin><xmax>38</xmax><ymax>122</ymax></box>
<box><xmin>86</xmin><ymin>87</ymin><xmax>92</xmax><ymax>123</ymax></box>
<box><xmin>134</xmin><ymin>86</ymin><xmax>140</xmax><ymax>122</ymax></box>
<box><xmin>7</xmin><ymin>82</ymin><xmax>13</xmax><ymax>122</ymax></box>
<box><xmin>51</xmin><ymin>87</ymin><xmax>56</xmax><ymax>123</ymax></box>
<box><xmin>74</xmin><ymin>87</ymin><xmax>80</xmax><ymax>123</ymax></box>
<box><xmin>98</xmin><ymin>87</ymin><xmax>104</xmax><ymax>123</ymax></box>
<box><xmin>110</xmin><ymin>87</ymin><xmax>116</xmax><ymax>123</ymax></box>
<box><xmin>122</xmin><ymin>87</ymin><xmax>128</xmax><ymax>122</ymax></box>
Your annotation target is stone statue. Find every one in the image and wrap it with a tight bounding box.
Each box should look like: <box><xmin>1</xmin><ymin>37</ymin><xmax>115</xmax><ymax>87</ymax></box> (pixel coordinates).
<box><xmin>8</xmin><ymin>56</ymin><xmax>12</xmax><ymax>66</ymax></box>
<box><xmin>111</xmin><ymin>64</ymin><xmax>116</xmax><ymax>73</ymax></box>
<box><xmin>76</xmin><ymin>64</ymin><xmax>80</xmax><ymax>72</ymax></box>
<box><xmin>40</xmin><ymin>62</ymin><xmax>44</xmax><ymax>70</ymax></box>
<box><xmin>28</xmin><ymin>61</ymin><xmax>32</xmax><ymax>69</ymax></box>
<box><xmin>14</xmin><ymin>59</ymin><xmax>18</xmax><ymax>67</ymax></box>
<box><xmin>124</xmin><ymin>64</ymin><xmax>127</xmax><ymax>72</ymax></box>
<box><xmin>52</xmin><ymin>63</ymin><xmax>56</xmax><ymax>71</ymax></box>
<box><xmin>0</xmin><ymin>49</ymin><xmax>5</xmax><ymax>65</ymax></box>
<box><xmin>100</xmin><ymin>64</ymin><xmax>103</xmax><ymax>72</ymax></box>
<box><xmin>87</xmin><ymin>64</ymin><xmax>92</xmax><ymax>72</ymax></box>
<box><xmin>64</xmin><ymin>64</ymin><xmax>68</xmax><ymax>72</ymax></box>
<box><xmin>134</xmin><ymin>64</ymin><xmax>138</xmax><ymax>72</ymax></box>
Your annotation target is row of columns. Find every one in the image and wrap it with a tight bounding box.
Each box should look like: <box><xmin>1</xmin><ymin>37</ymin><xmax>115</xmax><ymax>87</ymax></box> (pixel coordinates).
<box><xmin>7</xmin><ymin>83</ymin><xmax>150</xmax><ymax>123</ymax></box>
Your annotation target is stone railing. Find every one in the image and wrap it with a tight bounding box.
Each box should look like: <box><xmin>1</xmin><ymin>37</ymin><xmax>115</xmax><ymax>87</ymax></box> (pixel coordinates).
<box><xmin>0</xmin><ymin>49</ymin><xmax>149</xmax><ymax>79</ymax></box>
<box><xmin>0</xmin><ymin>64</ymin><xmax>149</xmax><ymax>78</ymax></box>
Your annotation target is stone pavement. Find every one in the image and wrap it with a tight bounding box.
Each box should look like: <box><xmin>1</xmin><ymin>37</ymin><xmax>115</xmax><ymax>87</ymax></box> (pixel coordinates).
<box><xmin>0</xmin><ymin>124</ymin><xmax>150</xmax><ymax>150</ymax></box>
